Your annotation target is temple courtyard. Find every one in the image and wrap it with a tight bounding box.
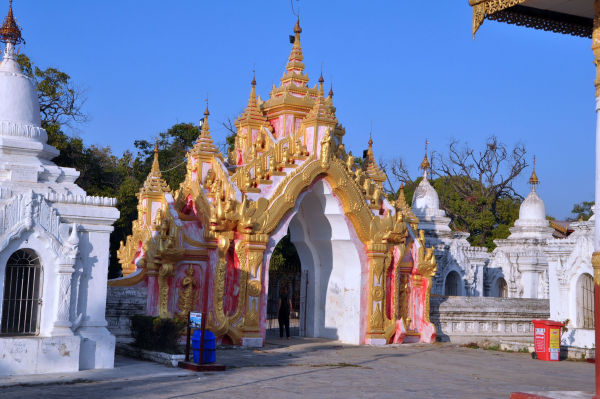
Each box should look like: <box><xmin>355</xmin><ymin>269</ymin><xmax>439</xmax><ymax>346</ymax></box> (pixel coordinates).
<box><xmin>0</xmin><ymin>338</ymin><xmax>594</xmax><ymax>399</ymax></box>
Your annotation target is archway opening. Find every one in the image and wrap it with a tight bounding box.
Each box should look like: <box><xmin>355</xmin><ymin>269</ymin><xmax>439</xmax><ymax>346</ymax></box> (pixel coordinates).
<box><xmin>496</xmin><ymin>277</ymin><xmax>508</xmax><ymax>298</ymax></box>
<box><xmin>267</xmin><ymin>232</ymin><xmax>301</xmax><ymax>337</ymax></box>
<box><xmin>444</xmin><ymin>271</ymin><xmax>461</xmax><ymax>296</ymax></box>
<box><xmin>577</xmin><ymin>273</ymin><xmax>594</xmax><ymax>329</ymax></box>
<box><xmin>1</xmin><ymin>249</ymin><xmax>42</xmax><ymax>336</ymax></box>
<box><xmin>265</xmin><ymin>179</ymin><xmax>365</xmax><ymax>344</ymax></box>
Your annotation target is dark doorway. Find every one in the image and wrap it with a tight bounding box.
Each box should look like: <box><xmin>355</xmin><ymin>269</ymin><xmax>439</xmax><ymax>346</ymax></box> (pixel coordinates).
<box><xmin>267</xmin><ymin>232</ymin><xmax>301</xmax><ymax>337</ymax></box>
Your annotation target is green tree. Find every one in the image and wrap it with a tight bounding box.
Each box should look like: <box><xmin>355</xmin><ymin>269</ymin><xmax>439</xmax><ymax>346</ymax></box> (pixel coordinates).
<box><xmin>570</xmin><ymin>201</ymin><xmax>594</xmax><ymax>221</ymax></box>
<box><xmin>133</xmin><ymin>123</ymin><xmax>201</xmax><ymax>189</ymax></box>
<box><xmin>269</xmin><ymin>233</ymin><xmax>301</xmax><ymax>285</ymax></box>
<box><xmin>16</xmin><ymin>53</ymin><xmax>87</xmax><ymax>131</ymax></box>
<box><xmin>383</xmin><ymin>137</ymin><xmax>526</xmax><ymax>251</ymax></box>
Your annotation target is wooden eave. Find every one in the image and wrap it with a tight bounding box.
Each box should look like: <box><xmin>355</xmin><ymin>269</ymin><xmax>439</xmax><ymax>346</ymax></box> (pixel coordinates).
<box><xmin>469</xmin><ymin>0</ymin><xmax>593</xmax><ymax>38</ymax></box>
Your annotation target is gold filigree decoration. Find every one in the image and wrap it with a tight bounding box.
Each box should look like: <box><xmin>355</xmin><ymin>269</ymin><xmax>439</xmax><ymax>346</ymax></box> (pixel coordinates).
<box><xmin>372</xmin><ymin>286</ymin><xmax>384</xmax><ymax>302</ymax></box>
<box><xmin>369</xmin><ymin>303</ymin><xmax>383</xmax><ymax>330</ymax></box>
<box><xmin>247</xmin><ymin>280</ymin><xmax>262</xmax><ymax>297</ymax></box>
<box><xmin>592</xmin><ymin>251</ymin><xmax>600</xmax><ymax>285</ymax></box>
<box><xmin>175</xmin><ymin>265</ymin><xmax>198</xmax><ymax>321</ymax></box>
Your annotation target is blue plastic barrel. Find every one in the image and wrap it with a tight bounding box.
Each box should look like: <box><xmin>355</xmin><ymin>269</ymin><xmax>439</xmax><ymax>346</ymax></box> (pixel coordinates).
<box><xmin>191</xmin><ymin>330</ymin><xmax>216</xmax><ymax>364</ymax></box>
<box><xmin>191</xmin><ymin>330</ymin><xmax>202</xmax><ymax>363</ymax></box>
<box><xmin>203</xmin><ymin>330</ymin><xmax>216</xmax><ymax>364</ymax></box>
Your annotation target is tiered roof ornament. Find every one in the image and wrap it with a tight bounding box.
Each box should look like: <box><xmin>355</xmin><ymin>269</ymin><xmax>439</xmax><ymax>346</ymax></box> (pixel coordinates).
<box><xmin>262</xmin><ymin>18</ymin><xmax>318</xmax><ymax>111</ymax></box>
<box><xmin>363</xmin><ymin>135</ymin><xmax>387</xmax><ymax>184</ymax></box>
<box><xmin>140</xmin><ymin>141</ymin><xmax>171</xmax><ymax>197</ymax></box>
<box><xmin>281</xmin><ymin>17</ymin><xmax>309</xmax><ymax>86</ymax></box>
<box><xmin>0</xmin><ymin>0</ymin><xmax>22</xmax><ymax>45</ymax></box>
<box><xmin>191</xmin><ymin>102</ymin><xmax>221</xmax><ymax>161</ymax></box>
<box><xmin>396</xmin><ymin>184</ymin><xmax>418</xmax><ymax>226</ymax></box>
<box><xmin>235</xmin><ymin>72</ymin><xmax>268</xmax><ymax>128</ymax></box>
<box><xmin>304</xmin><ymin>71</ymin><xmax>337</xmax><ymax>126</ymax></box>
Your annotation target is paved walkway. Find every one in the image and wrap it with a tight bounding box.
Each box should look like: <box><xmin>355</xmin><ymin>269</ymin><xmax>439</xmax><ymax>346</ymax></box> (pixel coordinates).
<box><xmin>0</xmin><ymin>338</ymin><xmax>594</xmax><ymax>398</ymax></box>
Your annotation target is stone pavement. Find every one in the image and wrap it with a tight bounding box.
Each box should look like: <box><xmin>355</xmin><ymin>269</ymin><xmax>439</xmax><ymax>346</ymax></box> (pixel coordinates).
<box><xmin>0</xmin><ymin>337</ymin><xmax>594</xmax><ymax>398</ymax></box>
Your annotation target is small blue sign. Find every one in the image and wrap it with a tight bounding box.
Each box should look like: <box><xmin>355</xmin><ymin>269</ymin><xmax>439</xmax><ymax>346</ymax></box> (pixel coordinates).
<box><xmin>190</xmin><ymin>312</ymin><xmax>202</xmax><ymax>329</ymax></box>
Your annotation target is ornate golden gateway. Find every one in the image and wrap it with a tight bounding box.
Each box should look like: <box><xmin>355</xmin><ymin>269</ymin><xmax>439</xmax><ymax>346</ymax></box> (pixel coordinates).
<box><xmin>110</xmin><ymin>19</ymin><xmax>437</xmax><ymax>346</ymax></box>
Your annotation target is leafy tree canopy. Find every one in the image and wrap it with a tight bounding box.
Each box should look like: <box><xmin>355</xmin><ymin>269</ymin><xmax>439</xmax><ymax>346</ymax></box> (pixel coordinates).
<box><xmin>382</xmin><ymin>137</ymin><xmax>527</xmax><ymax>251</ymax></box>
<box><xmin>570</xmin><ymin>201</ymin><xmax>594</xmax><ymax>222</ymax></box>
<box><xmin>269</xmin><ymin>233</ymin><xmax>301</xmax><ymax>283</ymax></box>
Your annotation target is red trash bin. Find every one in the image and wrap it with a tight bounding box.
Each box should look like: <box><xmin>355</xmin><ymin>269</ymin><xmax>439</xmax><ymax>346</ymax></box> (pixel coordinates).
<box><xmin>532</xmin><ymin>320</ymin><xmax>563</xmax><ymax>361</ymax></box>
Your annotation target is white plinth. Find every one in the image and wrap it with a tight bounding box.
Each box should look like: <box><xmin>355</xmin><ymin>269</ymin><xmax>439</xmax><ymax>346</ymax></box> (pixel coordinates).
<box><xmin>0</xmin><ymin>335</ymin><xmax>81</xmax><ymax>376</ymax></box>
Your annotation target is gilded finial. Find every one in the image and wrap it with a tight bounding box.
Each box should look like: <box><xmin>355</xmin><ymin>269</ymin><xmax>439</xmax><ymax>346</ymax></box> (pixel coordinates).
<box><xmin>151</xmin><ymin>140</ymin><xmax>160</xmax><ymax>173</ymax></box>
<box><xmin>251</xmin><ymin>67</ymin><xmax>256</xmax><ymax>87</ymax></box>
<box><xmin>294</xmin><ymin>16</ymin><xmax>302</xmax><ymax>34</ymax></box>
<box><xmin>319</xmin><ymin>63</ymin><xmax>324</xmax><ymax>84</ymax></box>
<box><xmin>328</xmin><ymin>82</ymin><xmax>333</xmax><ymax>98</ymax></box>
<box><xmin>200</xmin><ymin>97</ymin><xmax>210</xmax><ymax>136</ymax></box>
<box><xmin>0</xmin><ymin>0</ymin><xmax>23</xmax><ymax>45</ymax></box>
<box><xmin>420</xmin><ymin>139</ymin><xmax>430</xmax><ymax>179</ymax></box>
<box><xmin>529</xmin><ymin>155</ymin><xmax>539</xmax><ymax>190</ymax></box>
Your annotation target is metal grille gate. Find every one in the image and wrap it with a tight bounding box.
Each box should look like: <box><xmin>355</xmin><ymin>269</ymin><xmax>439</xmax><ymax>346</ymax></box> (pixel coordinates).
<box><xmin>1</xmin><ymin>249</ymin><xmax>42</xmax><ymax>336</ymax></box>
<box><xmin>577</xmin><ymin>273</ymin><xmax>594</xmax><ymax>329</ymax></box>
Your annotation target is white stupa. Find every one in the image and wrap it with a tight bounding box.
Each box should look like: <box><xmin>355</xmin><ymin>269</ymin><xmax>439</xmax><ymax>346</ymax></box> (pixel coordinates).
<box><xmin>508</xmin><ymin>158</ymin><xmax>553</xmax><ymax>240</ymax></box>
<box><xmin>0</xmin><ymin>1</ymin><xmax>118</xmax><ymax>376</ymax></box>
<box><xmin>412</xmin><ymin>150</ymin><xmax>451</xmax><ymax>232</ymax></box>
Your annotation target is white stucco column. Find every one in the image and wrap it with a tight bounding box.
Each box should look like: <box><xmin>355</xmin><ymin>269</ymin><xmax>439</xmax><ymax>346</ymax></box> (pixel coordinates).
<box><xmin>592</xmin><ymin>1</ymin><xmax>600</xmax><ymax>393</ymax></box>
<box><xmin>53</xmin><ymin>203</ymin><xmax>119</xmax><ymax>370</ymax></box>
<box><xmin>52</xmin><ymin>265</ymin><xmax>75</xmax><ymax>336</ymax></box>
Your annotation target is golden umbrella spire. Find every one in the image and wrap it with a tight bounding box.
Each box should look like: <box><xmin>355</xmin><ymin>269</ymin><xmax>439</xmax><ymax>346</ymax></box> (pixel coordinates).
<box><xmin>0</xmin><ymin>0</ymin><xmax>23</xmax><ymax>45</ymax></box>
<box><xmin>151</xmin><ymin>139</ymin><xmax>160</xmax><ymax>173</ymax></box>
<box><xmin>201</xmin><ymin>98</ymin><xmax>210</xmax><ymax>136</ymax></box>
<box><xmin>529</xmin><ymin>155</ymin><xmax>540</xmax><ymax>191</ymax></box>
<box><xmin>140</xmin><ymin>139</ymin><xmax>170</xmax><ymax>196</ymax></box>
<box><xmin>420</xmin><ymin>139</ymin><xmax>430</xmax><ymax>179</ymax></box>
<box><xmin>317</xmin><ymin>64</ymin><xmax>325</xmax><ymax>97</ymax></box>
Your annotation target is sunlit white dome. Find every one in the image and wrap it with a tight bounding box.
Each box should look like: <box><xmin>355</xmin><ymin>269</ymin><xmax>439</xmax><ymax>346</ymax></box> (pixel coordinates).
<box><xmin>518</xmin><ymin>189</ymin><xmax>546</xmax><ymax>221</ymax></box>
<box><xmin>0</xmin><ymin>44</ymin><xmax>42</xmax><ymax>131</ymax></box>
<box><xmin>0</xmin><ymin>43</ymin><xmax>56</xmax><ymax>162</ymax></box>
<box><xmin>509</xmin><ymin>163</ymin><xmax>552</xmax><ymax>239</ymax></box>
<box><xmin>412</xmin><ymin>177</ymin><xmax>441</xmax><ymax>215</ymax></box>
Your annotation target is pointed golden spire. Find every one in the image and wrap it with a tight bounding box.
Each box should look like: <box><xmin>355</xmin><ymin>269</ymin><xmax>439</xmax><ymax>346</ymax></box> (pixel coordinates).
<box><xmin>529</xmin><ymin>155</ymin><xmax>539</xmax><ymax>190</ymax></box>
<box><xmin>366</xmin><ymin>125</ymin><xmax>374</xmax><ymax>161</ymax></box>
<box><xmin>328</xmin><ymin>83</ymin><xmax>333</xmax><ymax>99</ymax></box>
<box><xmin>191</xmin><ymin>98</ymin><xmax>221</xmax><ymax>161</ymax></box>
<box><xmin>151</xmin><ymin>140</ymin><xmax>160</xmax><ymax>173</ymax></box>
<box><xmin>420</xmin><ymin>139</ymin><xmax>430</xmax><ymax>179</ymax></box>
<box><xmin>237</xmin><ymin>70</ymin><xmax>268</xmax><ymax>127</ymax></box>
<box><xmin>396</xmin><ymin>183</ymin><xmax>418</xmax><ymax>224</ymax></box>
<box><xmin>363</xmin><ymin>131</ymin><xmax>386</xmax><ymax>184</ymax></box>
<box><xmin>201</xmin><ymin>98</ymin><xmax>210</xmax><ymax>136</ymax></box>
<box><xmin>0</xmin><ymin>0</ymin><xmax>22</xmax><ymax>45</ymax></box>
<box><xmin>281</xmin><ymin>17</ymin><xmax>308</xmax><ymax>86</ymax></box>
<box><xmin>317</xmin><ymin>65</ymin><xmax>325</xmax><ymax>97</ymax></box>
<box><xmin>249</xmin><ymin>70</ymin><xmax>257</xmax><ymax>106</ymax></box>
<box><xmin>141</xmin><ymin>139</ymin><xmax>170</xmax><ymax>196</ymax></box>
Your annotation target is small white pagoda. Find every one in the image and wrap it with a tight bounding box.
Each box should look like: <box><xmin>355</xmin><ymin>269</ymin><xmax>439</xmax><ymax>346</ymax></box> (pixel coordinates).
<box><xmin>0</xmin><ymin>1</ymin><xmax>119</xmax><ymax>375</ymax></box>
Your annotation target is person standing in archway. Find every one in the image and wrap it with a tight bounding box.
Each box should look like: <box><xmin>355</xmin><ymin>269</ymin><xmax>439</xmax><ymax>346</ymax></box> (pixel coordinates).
<box><xmin>278</xmin><ymin>286</ymin><xmax>292</xmax><ymax>340</ymax></box>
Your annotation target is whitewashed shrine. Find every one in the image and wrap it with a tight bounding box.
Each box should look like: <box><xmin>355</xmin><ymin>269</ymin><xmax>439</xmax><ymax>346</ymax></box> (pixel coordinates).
<box><xmin>417</xmin><ymin>149</ymin><xmax>595</xmax><ymax>350</ymax></box>
<box><xmin>0</xmin><ymin>2</ymin><xmax>119</xmax><ymax>375</ymax></box>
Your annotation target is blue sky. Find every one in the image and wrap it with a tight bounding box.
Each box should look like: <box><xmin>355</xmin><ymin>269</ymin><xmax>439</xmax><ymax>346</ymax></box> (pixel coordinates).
<box><xmin>9</xmin><ymin>1</ymin><xmax>594</xmax><ymax>219</ymax></box>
